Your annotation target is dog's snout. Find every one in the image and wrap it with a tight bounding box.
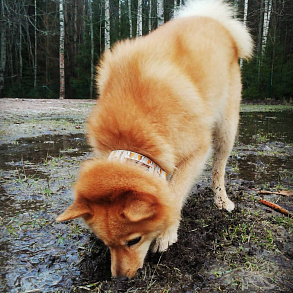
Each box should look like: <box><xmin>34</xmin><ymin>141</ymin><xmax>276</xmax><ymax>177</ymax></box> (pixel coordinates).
<box><xmin>113</xmin><ymin>275</ymin><xmax>128</xmax><ymax>281</ymax></box>
<box><xmin>112</xmin><ymin>267</ymin><xmax>136</xmax><ymax>279</ymax></box>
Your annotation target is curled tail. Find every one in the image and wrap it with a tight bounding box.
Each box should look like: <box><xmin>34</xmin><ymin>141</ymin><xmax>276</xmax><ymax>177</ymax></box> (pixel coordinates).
<box><xmin>176</xmin><ymin>0</ymin><xmax>253</xmax><ymax>59</ymax></box>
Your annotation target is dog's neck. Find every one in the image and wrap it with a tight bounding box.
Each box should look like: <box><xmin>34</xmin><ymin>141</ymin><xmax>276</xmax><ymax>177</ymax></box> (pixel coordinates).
<box><xmin>108</xmin><ymin>150</ymin><xmax>171</xmax><ymax>180</ymax></box>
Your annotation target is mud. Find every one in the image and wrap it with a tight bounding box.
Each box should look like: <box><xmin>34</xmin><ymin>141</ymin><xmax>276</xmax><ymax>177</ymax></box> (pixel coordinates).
<box><xmin>0</xmin><ymin>99</ymin><xmax>292</xmax><ymax>292</ymax></box>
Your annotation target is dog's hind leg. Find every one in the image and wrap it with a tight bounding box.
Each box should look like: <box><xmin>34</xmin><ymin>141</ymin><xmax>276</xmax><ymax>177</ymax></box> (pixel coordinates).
<box><xmin>212</xmin><ymin>66</ymin><xmax>241</xmax><ymax>212</ymax></box>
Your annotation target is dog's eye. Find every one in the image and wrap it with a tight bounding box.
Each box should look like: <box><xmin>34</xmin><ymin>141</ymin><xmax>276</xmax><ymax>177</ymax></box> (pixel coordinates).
<box><xmin>127</xmin><ymin>237</ymin><xmax>142</xmax><ymax>247</ymax></box>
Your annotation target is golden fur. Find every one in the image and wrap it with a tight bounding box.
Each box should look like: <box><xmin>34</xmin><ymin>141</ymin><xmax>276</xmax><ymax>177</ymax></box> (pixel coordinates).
<box><xmin>57</xmin><ymin>0</ymin><xmax>253</xmax><ymax>278</ymax></box>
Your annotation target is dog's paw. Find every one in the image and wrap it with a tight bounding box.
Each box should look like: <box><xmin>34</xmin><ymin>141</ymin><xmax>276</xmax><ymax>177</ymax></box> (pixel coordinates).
<box><xmin>152</xmin><ymin>228</ymin><xmax>178</xmax><ymax>253</ymax></box>
<box><xmin>214</xmin><ymin>196</ymin><xmax>235</xmax><ymax>212</ymax></box>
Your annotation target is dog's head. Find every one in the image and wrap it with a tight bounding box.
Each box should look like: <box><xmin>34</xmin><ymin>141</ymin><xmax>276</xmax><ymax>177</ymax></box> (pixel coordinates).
<box><xmin>57</xmin><ymin>159</ymin><xmax>177</xmax><ymax>278</ymax></box>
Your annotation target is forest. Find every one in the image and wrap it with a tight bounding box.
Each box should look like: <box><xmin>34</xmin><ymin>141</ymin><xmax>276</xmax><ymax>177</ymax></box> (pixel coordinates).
<box><xmin>0</xmin><ymin>0</ymin><xmax>292</xmax><ymax>100</ymax></box>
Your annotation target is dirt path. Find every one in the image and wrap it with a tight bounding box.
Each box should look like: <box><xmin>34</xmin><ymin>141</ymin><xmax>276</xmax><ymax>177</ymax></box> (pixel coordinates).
<box><xmin>0</xmin><ymin>99</ymin><xmax>292</xmax><ymax>292</ymax></box>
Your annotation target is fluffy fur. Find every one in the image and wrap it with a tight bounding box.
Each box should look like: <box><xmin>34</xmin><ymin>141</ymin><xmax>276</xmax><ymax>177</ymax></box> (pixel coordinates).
<box><xmin>57</xmin><ymin>0</ymin><xmax>253</xmax><ymax>278</ymax></box>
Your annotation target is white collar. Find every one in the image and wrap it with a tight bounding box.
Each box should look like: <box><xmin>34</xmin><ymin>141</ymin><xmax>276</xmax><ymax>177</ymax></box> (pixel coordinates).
<box><xmin>108</xmin><ymin>150</ymin><xmax>171</xmax><ymax>180</ymax></box>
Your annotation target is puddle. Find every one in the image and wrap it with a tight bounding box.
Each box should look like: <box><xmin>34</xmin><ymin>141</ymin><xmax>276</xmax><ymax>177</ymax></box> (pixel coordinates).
<box><xmin>0</xmin><ymin>134</ymin><xmax>91</xmax><ymax>293</ymax></box>
<box><xmin>239</xmin><ymin>111</ymin><xmax>293</xmax><ymax>144</ymax></box>
<box><xmin>0</xmin><ymin>134</ymin><xmax>91</xmax><ymax>170</ymax></box>
<box><xmin>237</xmin><ymin>153</ymin><xmax>292</xmax><ymax>186</ymax></box>
<box><xmin>234</xmin><ymin>111</ymin><xmax>293</xmax><ymax>185</ymax></box>
<box><xmin>0</xmin><ymin>109</ymin><xmax>292</xmax><ymax>292</ymax></box>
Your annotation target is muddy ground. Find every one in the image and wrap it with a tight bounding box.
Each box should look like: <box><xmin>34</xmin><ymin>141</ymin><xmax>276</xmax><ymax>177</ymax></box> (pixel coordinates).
<box><xmin>0</xmin><ymin>99</ymin><xmax>292</xmax><ymax>293</ymax></box>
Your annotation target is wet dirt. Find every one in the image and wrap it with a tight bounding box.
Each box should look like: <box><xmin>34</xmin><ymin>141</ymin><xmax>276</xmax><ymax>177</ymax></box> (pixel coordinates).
<box><xmin>0</xmin><ymin>99</ymin><xmax>292</xmax><ymax>292</ymax></box>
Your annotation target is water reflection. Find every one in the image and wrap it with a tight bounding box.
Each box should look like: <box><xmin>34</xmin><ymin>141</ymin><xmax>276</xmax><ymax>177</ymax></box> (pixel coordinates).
<box><xmin>239</xmin><ymin>111</ymin><xmax>293</xmax><ymax>144</ymax></box>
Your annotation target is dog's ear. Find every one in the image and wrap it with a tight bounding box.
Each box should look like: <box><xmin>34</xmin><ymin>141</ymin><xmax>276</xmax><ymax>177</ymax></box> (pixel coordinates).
<box><xmin>122</xmin><ymin>194</ymin><xmax>157</xmax><ymax>222</ymax></box>
<box><xmin>56</xmin><ymin>201</ymin><xmax>93</xmax><ymax>222</ymax></box>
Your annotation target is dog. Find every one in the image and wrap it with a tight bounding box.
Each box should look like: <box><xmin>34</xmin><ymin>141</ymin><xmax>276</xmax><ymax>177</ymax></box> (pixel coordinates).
<box><xmin>57</xmin><ymin>0</ymin><xmax>253</xmax><ymax>278</ymax></box>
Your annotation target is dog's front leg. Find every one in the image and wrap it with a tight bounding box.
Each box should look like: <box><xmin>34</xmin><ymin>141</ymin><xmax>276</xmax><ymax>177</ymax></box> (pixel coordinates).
<box><xmin>153</xmin><ymin>148</ymin><xmax>211</xmax><ymax>252</ymax></box>
<box><xmin>152</xmin><ymin>220</ymin><xmax>180</xmax><ymax>252</ymax></box>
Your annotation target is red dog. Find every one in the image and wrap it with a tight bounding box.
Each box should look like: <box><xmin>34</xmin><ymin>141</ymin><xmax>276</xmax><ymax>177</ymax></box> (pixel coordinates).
<box><xmin>57</xmin><ymin>0</ymin><xmax>253</xmax><ymax>278</ymax></box>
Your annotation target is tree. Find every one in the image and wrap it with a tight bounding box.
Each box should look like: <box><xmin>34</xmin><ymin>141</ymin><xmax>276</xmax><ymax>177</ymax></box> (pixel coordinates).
<box><xmin>257</xmin><ymin>0</ymin><xmax>264</xmax><ymax>85</ymax></box>
<box><xmin>137</xmin><ymin>0</ymin><xmax>143</xmax><ymax>36</ymax></box>
<box><xmin>173</xmin><ymin>0</ymin><xmax>177</xmax><ymax>17</ymax></box>
<box><xmin>149</xmin><ymin>0</ymin><xmax>153</xmax><ymax>33</ymax></box>
<box><xmin>18</xmin><ymin>2</ymin><xmax>23</xmax><ymax>88</ymax></box>
<box><xmin>234</xmin><ymin>0</ymin><xmax>239</xmax><ymax>18</ymax></box>
<box><xmin>240</xmin><ymin>0</ymin><xmax>249</xmax><ymax>68</ymax></box>
<box><xmin>262</xmin><ymin>0</ymin><xmax>272</xmax><ymax>54</ymax></box>
<box><xmin>89</xmin><ymin>0</ymin><xmax>94</xmax><ymax>99</ymax></box>
<box><xmin>105</xmin><ymin>0</ymin><xmax>110</xmax><ymax>49</ymax></box>
<box><xmin>128</xmin><ymin>0</ymin><xmax>133</xmax><ymax>39</ymax></box>
<box><xmin>119</xmin><ymin>0</ymin><xmax>122</xmax><ymax>38</ymax></box>
<box><xmin>157</xmin><ymin>0</ymin><xmax>164</xmax><ymax>27</ymax></box>
<box><xmin>0</xmin><ymin>0</ymin><xmax>6</xmax><ymax>98</ymax></box>
<box><xmin>59</xmin><ymin>0</ymin><xmax>65</xmax><ymax>99</ymax></box>
<box><xmin>34</xmin><ymin>0</ymin><xmax>37</xmax><ymax>89</ymax></box>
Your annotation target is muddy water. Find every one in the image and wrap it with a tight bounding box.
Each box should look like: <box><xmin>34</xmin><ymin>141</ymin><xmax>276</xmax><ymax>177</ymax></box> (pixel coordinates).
<box><xmin>239</xmin><ymin>111</ymin><xmax>293</xmax><ymax>144</ymax></box>
<box><xmin>237</xmin><ymin>111</ymin><xmax>293</xmax><ymax>186</ymax></box>
<box><xmin>0</xmin><ymin>134</ymin><xmax>91</xmax><ymax>292</ymax></box>
<box><xmin>0</xmin><ymin>134</ymin><xmax>91</xmax><ymax>169</ymax></box>
<box><xmin>0</xmin><ymin>110</ymin><xmax>292</xmax><ymax>292</ymax></box>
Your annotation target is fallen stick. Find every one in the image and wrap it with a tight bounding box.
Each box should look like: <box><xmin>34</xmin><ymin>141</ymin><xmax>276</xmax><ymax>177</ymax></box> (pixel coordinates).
<box><xmin>255</xmin><ymin>190</ymin><xmax>293</xmax><ymax>197</ymax></box>
<box><xmin>260</xmin><ymin>199</ymin><xmax>293</xmax><ymax>218</ymax></box>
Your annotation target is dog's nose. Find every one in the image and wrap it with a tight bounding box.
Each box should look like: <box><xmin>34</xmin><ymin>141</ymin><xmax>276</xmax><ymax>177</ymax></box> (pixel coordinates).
<box><xmin>113</xmin><ymin>275</ymin><xmax>128</xmax><ymax>281</ymax></box>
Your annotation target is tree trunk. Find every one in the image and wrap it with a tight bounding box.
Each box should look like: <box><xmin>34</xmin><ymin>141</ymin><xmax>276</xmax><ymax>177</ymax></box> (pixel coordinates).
<box><xmin>119</xmin><ymin>0</ymin><xmax>122</xmax><ymax>38</ymax></box>
<box><xmin>34</xmin><ymin>0</ymin><xmax>37</xmax><ymax>89</ymax></box>
<box><xmin>157</xmin><ymin>0</ymin><xmax>164</xmax><ymax>27</ymax></box>
<box><xmin>149</xmin><ymin>0</ymin><xmax>152</xmax><ymax>33</ymax></box>
<box><xmin>257</xmin><ymin>0</ymin><xmax>264</xmax><ymax>87</ymax></box>
<box><xmin>268</xmin><ymin>1</ymin><xmax>276</xmax><ymax>99</ymax></box>
<box><xmin>262</xmin><ymin>0</ymin><xmax>272</xmax><ymax>54</ymax></box>
<box><xmin>174</xmin><ymin>0</ymin><xmax>178</xmax><ymax>17</ymax></box>
<box><xmin>74</xmin><ymin>0</ymin><xmax>78</xmax><ymax>58</ymax></box>
<box><xmin>233</xmin><ymin>0</ymin><xmax>238</xmax><ymax>19</ymax></box>
<box><xmin>89</xmin><ymin>0</ymin><xmax>94</xmax><ymax>99</ymax></box>
<box><xmin>137</xmin><ymin>0</ymin><xmax>143</xmax><ymax>36</ymax></box>
<box><xmin>128</xmin><ymin>0</ymin><xmax>133</xmax><ymax>39</ymax></box>
<box><xmin>23</xmin><ymin>3</ymin><xmax>34</xmax><ymax>79</ymax></box>
<box><xmin>243</xmin><ymin>0</ymin><xmax>248</xmax><ymax>30</ymax></box>
<box><xmin>59</xmin><ymin>0</ymin><xmax>65</xmax><ymax>99</ymax></box>
<box><xmin>100</xmin><ymin>8</ymin><xmax>102</xmax><ymax>54</ymax></box>
<box><xmin>0</xmin><ymin>0</ymin><xmax>6</xmax><ymax>98</ymax></box>
<box><xmin>240</xmin><ymin>0</ymin><xmax>248</xmax><ymax>68</ymax></box>
<box><xmin>105</xmin><ymin>0</ymin><xmax>110</xmax><ymax>50</ymax></box>
<box><xmin>19</xmin><ymin>10</ymin><xmax>23</xmax><ymax>89</ymax></box>
<box><xmin>45</xmin><ymin>0</ymin><xmax>49</xmax><ymax>85</ymax></box>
